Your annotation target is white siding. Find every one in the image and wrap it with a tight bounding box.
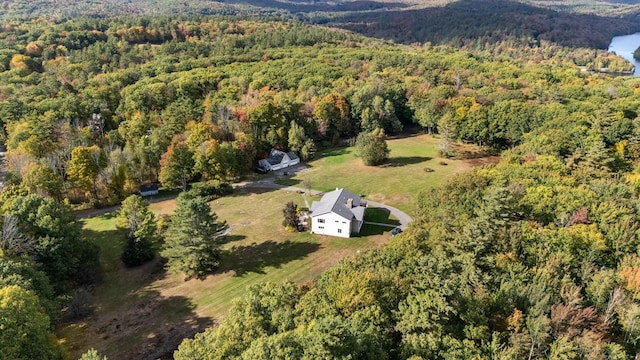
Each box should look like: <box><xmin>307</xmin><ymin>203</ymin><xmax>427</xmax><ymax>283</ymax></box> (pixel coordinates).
<box><xmin>259</xmin><ymin>159</ymin><xmax>272</xmax><ymax>170</ymax></box>
<box><xmin>258</xmin><ymin>152</ymin><xmax>300</xmax><ymax>171</ymax></box>
<box><xmin>311</xmin><ymin>212</ymin><xmax>351</xmax><ymax>238</ymax></box>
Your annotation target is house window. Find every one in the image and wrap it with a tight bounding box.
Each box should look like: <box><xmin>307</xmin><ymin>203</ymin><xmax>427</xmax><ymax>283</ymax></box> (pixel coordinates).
<box><xmin>319</xmin><ymin>226</ymin><xmax>324</xmax><ymax>229</ymax></box>
<box><xmin>317</xmin><ymin>219</ymin><xmax>325</xmax><ymax>223</ymax></box>
<box><xmin>335</xmin><ymin>220</ymin><xmax>339</xmax><ymax>223</ymax></box>
<box><xmin>338</xmin><ymin>229</ymin><xmax>342</xmax><ymax>233</ymax></box>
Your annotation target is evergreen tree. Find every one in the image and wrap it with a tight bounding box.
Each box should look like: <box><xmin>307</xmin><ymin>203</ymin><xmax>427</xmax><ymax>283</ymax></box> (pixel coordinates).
<box><xmin>161</xmin><ymin>194</ymin><xmax>228</xmax><ymax>279</ymax></box>
<box><xmin>117</xmin><ymin>195</ymin><xmax>157</xmax><ymax>267</ymax></box>
<box><xmin>582</xmin><ymin>131</ymin><xmax>613</xmax><ymax>174</ymax></box>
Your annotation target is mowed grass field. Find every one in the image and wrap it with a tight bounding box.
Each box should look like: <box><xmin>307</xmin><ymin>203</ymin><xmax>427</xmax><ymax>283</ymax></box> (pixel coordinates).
<box><xmin>59</xmin><ymin>189</ymin><xmax>391</xmax><ymax>359</ymax></box>
<box><xmin>277</xmin><ymin>134</ymin><xmax>492</xmax><ymax>213</ymax></box>
<box><xmin>58</xmin><ymin>134</ymin><xmax>493</xmax><ymax>359</ymax></box>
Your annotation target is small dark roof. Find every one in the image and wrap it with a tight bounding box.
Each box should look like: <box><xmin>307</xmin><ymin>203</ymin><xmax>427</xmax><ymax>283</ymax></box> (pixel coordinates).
<box><xmin>265</xmin><ymin>149</ymin><xmax>285</xmax><ymax>165</ymax></box>
<box><xmin>140</xmin><ymin>184</ymin><xmax>159</xmax><ymax>191</ymax></box>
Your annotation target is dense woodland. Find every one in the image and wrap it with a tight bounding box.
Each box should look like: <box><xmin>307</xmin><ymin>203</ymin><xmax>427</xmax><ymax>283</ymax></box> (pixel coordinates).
<box><xmin>3</xmin><ymin>7</ymin><xmax>640</xmax><ymax>360</ymax></box>
<box><xmin>321</xmin><ymin>0</ymin><xmax>640</xmax><ymax>49</ymax></box>
<box><xmin>4</xmin><ymin>0</ymin><xmax>640</xmax><ymax>50</ymax></box>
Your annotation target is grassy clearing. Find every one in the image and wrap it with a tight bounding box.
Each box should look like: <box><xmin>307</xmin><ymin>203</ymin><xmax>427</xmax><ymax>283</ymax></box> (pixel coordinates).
<box><xmin>276</xmin><ymin>134</ymin><xmax>490</xmax><ymax>214</ymax></box>
<box><xmin>149</xmin><ymin>188</ymin><xmax>390</xmax><ymax>317</ymax></box>
<box><xmin>59</xmin><ymin>134</ymin><xmax>493</xmax><ymax>358</ymax></box>
<box><xmin>59</xmin><ymin>189</ymin><xmax>389</xmax><ymax>359</ymax></box>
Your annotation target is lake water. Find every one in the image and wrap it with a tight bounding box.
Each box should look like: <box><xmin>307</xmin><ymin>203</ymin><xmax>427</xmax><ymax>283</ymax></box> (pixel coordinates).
<box><xmin>608</xmin><ymin>33</ymin><xmax>640</xmax><ymax>76</ymax></box>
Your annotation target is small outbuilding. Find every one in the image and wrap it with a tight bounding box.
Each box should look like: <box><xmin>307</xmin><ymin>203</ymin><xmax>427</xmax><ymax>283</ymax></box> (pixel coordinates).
<box><xmin>258</xmin><ymin>149</ymin><xmax>300</xmax><ymax>171</ymax></box>
<box><xmin>140</xmin><ymin>184</ymin><xmax>159</xmax><ymax>197</ymax></box>
<box><xmin>310</xmin><ymin>188</ymin><xmax>367</xmax><ymax>238</ymax></box>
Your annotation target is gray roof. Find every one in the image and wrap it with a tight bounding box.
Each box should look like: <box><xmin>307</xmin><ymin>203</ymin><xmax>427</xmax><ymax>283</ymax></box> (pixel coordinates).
<box><xmin>287</xmin><ymin>152</ymin><xmax>299</xmax><ymax>160</ymax></box>
<box><xmin>310</xmin><ymin>188</ymin><xmax>365</xmax><ymax>221</ymax></box>
<box><xmin>265</xmin><ymin>149</ymin><xmax>285</xmax><ymax>165</ymax></box>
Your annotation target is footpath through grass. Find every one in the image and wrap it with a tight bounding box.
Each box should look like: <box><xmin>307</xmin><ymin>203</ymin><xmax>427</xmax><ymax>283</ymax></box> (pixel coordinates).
<box><xmin>276</xmin><ymin>134</ymin><xmax>489</xmax><ymax>213</ymax></box>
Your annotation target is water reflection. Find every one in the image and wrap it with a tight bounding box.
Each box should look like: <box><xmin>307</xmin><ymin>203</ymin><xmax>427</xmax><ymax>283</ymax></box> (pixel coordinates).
<box><xmin>609</xmin><ymin>33</ymin><xmax>640</xmax><ymax>76</ymax></box>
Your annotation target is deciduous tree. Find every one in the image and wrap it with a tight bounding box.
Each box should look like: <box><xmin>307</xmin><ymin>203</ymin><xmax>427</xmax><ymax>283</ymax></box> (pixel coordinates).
<box><xmin>159</xmin><ymin>141</ymin><xmax>194</xmax><ymax>191</ymax></box>
<box><xmin>356</xmin><ymin>128</ymin><xmax>389</xmax><ymax>166</ymax></box>
<box><xmin>282</xmin><ymin>201</ymin><xmax>298</xmax><ymax>230</ymax></box>
<box><xmin>67</xmin><ymin>145</ymin><xmax>107</xmax><ymax>199</ymax></box>
<box><xmin>0</xmin><ymin>285</ymin><xmax>61</xmax><ymax>360</ymax></box>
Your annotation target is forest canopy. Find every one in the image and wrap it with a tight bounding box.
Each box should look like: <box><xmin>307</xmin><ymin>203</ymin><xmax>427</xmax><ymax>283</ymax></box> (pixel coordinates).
<box><xmin>3</xmin><ymin>11</ymin><xmax>640</xmax><ymax>359</ymax></box>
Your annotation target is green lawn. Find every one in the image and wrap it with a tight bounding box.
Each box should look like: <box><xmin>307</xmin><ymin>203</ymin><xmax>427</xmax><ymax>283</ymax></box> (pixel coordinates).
<box><xmin>59</xmin><ymin>189</ymin><xmax>390</xmax><ymax>359</ymax></box>
<box><xmin>276</xmin><ymin>134</ymin><xmax>483</xmax><ymax>213</ymax></box>
<box><xmin>58</xmin><ymin>134</ymin><xmax>492</xmax><ymax>359</ymax></box>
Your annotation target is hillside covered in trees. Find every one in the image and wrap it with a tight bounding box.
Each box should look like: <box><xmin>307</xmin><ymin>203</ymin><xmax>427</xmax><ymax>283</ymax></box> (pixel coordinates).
<box><xmin>320</xmin><ymin>0</ymin><xmax>640</xmax><ymax>49</ymax></box>
<box><xmin>3</xmin><ymin>10</ymin><xmax>640</xmax><ymax>359</ymax></box>
<box><xmin>3</xmin><ymin>0</ymin><xmax>640</xmax><ymax>50</ymax></box>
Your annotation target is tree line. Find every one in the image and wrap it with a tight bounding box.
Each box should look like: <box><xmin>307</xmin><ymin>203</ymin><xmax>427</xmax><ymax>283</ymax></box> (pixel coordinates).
<box><xmin>175</xmin><ymin>119</ymin><xmax>640</xmax><ymax>359</ymax></box>
<box><xmin>0</xmin><ymin>17</ymin><xmax>637</xmax><ymax>207</ymax></box>
<box><xmin>3</xmin><ymin>15</ymin><xmax>640</xmax><ymax>359</ymax></box>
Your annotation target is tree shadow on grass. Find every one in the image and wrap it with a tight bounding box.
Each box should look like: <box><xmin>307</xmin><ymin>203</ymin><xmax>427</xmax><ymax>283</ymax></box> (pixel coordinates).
<box><xmin>224</xmin><ymin>187</ymin><xmax>277</xmax><ymax>198</ymax></box>
<box><xmin>320</xmin><ymin>148</ymin><xmax>350</xmax><ymax>157</ymax></box>
<box><xmin>358</xmin><ymin>207</ymin><xmax>401</xmax><ymax>236</ymax></box>
<box><xmin>81</xmin><ymin>227</ymin><xmax>125</xmax><ymax>273</ymax></box>
<box><xmin>358</xmin><ymin>223</ymin><xmax>393</xmax><ymax>236</ymax></box>
<box><xmin>452</xmin><ymin>148</ymin><xmax>493</xmax><ymax>160</ymax></box>
<box><xmin>219</xmin><ymin>234</ymin><xmax>247</xmax><ymax>246</ymax></box>
<box><xmin>71</xmin><ymin>229</ymin><xmax>214</xmax><ymax>360</ymax></box>
<box><xmin>219</xmin><ymin>240</ymin><xmax>321</xmax><ymax>276</ymax></box>
<box><xmin>77</xmin><ymin>209</ymin><xmax>119</xmax><ymax>220</ymax></box>
<box><xmin>274</xmin><ymin>177</ymin><xmax>303</xmax><ymax>187</ymax></box>
<box><xmin>384</xmin><ymin>156</ymin><xmax>433</xmax><ymax>167</ymax></box>
<box><xmin>94</xmin><ymin>287</ymin><xmax>214</xmax><ymax>360</ymax></box>
<box><xmin>364</xmin><ymin>207</ymin><xmax>401</xmax><ymax>226</ymax></box>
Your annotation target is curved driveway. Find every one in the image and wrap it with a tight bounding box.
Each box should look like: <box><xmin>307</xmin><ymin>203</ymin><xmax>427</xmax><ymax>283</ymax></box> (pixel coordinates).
<box><xmin>234</xmin><ymin>175</ymin><xmax>413</xmax><ymax>231</ymax></box>
<box><xmin>78</xmin><ymin>168</ymin><xmax>414</xmax><ymax>232</ymax></box>
<box><xmin>364</xmin><ymin>200</ymin><xmax>412</xmax><ymax>230</ymax></box>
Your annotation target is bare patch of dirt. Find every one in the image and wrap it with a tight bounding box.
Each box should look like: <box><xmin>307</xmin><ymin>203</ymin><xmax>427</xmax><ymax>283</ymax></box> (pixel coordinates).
<box><xmin>62</xmin><ymin>257</ymin><xmax>214</xmax><ymax>360</ymax></box>
<box><xmin>457</xmin><ymin>155</ymin><xmax>501</xmax><ymax>172</ymax></box>
<box><xmin>87</xmin><ymin>292</ymin><xmax>213</xmax><ymax>360</ymax></box>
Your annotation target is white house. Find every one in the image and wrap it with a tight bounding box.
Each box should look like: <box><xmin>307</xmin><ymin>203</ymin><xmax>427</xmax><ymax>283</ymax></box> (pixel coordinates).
<box><xmin>258</xmin><ymin>149</ymin><xmax>300</xmax><ymax>171</ymax></box>
<box><xmin>310</xmin><ymin>188</ymin><xmax>366</xmax><ymax>238</ymax></box>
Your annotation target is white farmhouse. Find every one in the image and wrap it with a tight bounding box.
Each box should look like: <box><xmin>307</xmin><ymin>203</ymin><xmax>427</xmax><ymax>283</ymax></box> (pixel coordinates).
<box><xmin>258</xmin><ymin>149</ymin><xmax>300</xmax><ymax>171</ymax></box>
<box><xmin>310</xmin><ymin>188</ymin><xmax>366</xmax><ymax>238</ymax></box>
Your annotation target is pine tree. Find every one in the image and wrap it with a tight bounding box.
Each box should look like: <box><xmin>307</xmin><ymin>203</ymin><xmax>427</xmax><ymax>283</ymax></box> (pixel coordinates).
<box><xmin>117</xmin><ymin>195</ymin><xmax>158</xmax><ymax>267</ymax></box>
<box><xmin>582</xmin><ymin>131</ymin><xmax>612</xmax><ymax>174</ymax></box>
<box><xmin>161</xmin><ymin>194</ymin><xmax>228</xmax><ymax>280</ymax></box>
